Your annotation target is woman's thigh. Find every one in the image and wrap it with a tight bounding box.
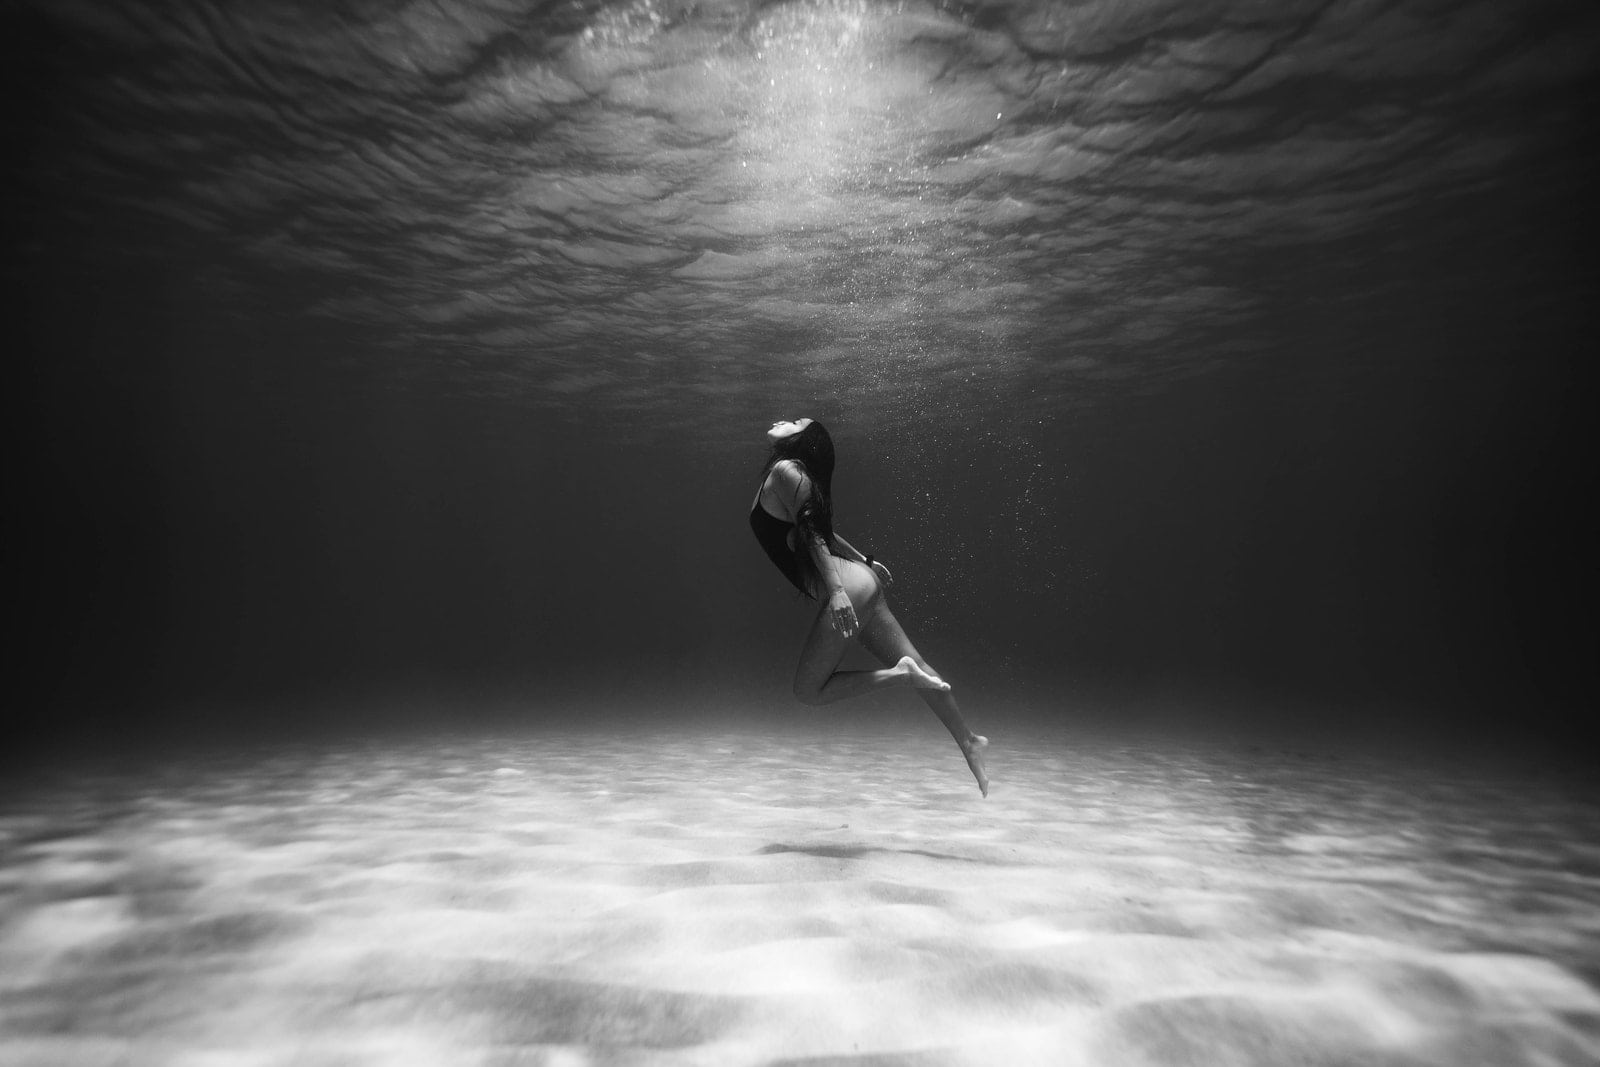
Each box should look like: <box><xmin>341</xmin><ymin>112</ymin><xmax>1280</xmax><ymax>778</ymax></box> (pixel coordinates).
<box><xmin>857</xmin><ymin>595</ymin><xmax>931</xmax><ymax>671</ymax></box>
<box><xmin>793</xmin><ymin>559</ymin><xmax>881</xmax><ymax>688</ymax></box>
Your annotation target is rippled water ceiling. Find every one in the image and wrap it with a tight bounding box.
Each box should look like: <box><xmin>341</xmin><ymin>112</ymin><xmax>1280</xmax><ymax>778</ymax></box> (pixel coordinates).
<box><xmin>550</xmin><ymin>0</ymin><xmax>1041</xmax><ymax>375</ymax></box>
<box><xmin>12</xmin><ymin>0</ymin><xmax>1597</xmax><ymax>424</ymax></box>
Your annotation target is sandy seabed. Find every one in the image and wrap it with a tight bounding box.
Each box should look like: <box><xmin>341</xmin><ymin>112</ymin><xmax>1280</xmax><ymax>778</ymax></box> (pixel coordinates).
<box><xmin>2</xmin><ymin>718</ymin><xmax>1597</xmax><ymax>1067</ymax></box>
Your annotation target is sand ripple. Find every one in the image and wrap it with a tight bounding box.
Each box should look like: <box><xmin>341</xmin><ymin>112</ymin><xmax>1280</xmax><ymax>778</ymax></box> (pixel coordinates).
<box><xmin>1</xmin><ymin>724</ymin><xmax>1596</xmax><ymax>1065</ymax></box>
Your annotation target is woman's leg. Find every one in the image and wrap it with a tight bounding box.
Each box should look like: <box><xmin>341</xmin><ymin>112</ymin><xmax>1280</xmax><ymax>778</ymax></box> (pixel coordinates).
<box><xmin>792</xmin><ymin>560</ymin><xmax>948</xmax><ymax>706</ymax></box>
<box><xmin>857</xmin><ymin>598</ymin><xmax>990</xmax><ymax>797</ymax></box>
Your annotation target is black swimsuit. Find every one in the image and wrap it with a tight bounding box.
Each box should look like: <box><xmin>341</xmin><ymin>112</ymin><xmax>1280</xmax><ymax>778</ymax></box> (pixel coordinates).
<box><xmin>749</xmin><ymin>502</ymin><xmax>809</xmax><ymax>595</ymax></box>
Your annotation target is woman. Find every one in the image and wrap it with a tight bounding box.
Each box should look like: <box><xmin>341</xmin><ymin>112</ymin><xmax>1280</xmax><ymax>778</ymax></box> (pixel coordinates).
<box><xmin>749</xmin><ymin>418</ymin><xmax>989</xmax><ymax>796</ymax></box>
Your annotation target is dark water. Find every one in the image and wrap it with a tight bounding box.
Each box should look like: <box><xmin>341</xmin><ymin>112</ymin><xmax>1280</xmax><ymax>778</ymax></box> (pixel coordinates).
<box><xmin>10</xmin><ymin>0</ymin><xmax>1595</xmax><ymax>738</ymax></box>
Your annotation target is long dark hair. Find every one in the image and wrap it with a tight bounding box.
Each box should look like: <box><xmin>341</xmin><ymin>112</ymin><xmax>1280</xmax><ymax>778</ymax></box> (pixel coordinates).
<box><xmin>760</xmin><ymin>420</ymin><xmax>837</xmax><ymax>597</ymax></box>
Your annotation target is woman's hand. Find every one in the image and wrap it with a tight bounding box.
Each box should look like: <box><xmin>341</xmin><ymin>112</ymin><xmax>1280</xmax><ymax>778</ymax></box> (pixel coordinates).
<box><xmin>828</xmin><ymin>588</ymin><xmax>858</xmax><ymax>637</ymax></box>
<box><xmin>869</xmin><ymin>559</ymin><xmax>894</xmax><ymax>587</ymax></box>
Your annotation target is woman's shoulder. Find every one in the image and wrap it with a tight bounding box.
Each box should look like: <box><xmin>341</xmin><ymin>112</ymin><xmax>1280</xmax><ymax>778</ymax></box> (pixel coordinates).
<box><xmin>764</xmin><ymin>459</ymin><xmax>813</xmax><ymax>501</ymax></box>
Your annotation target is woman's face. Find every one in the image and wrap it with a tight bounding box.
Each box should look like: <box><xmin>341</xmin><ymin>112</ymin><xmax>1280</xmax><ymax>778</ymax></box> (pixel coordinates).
<box><xmin>766</xmin><ymin>417</ymin><xmax>812</xmax><ymax>444</ymax></box>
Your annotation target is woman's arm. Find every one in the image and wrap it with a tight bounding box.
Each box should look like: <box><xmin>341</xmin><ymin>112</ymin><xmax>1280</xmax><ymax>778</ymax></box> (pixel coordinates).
<box><xmin>805</xmin><ymin>533</ymin><xmax>847</xmax><ymax>598</ymax></box>
<box><xmin>830</xmin><ymin>532</ymin><xmax>868</xmax><ymax>565</ymax></box>
<box><xmin>774</xmin><ymin>462</ymin><xmax>856</xmax><ymax>633</ymax></box>
<box><xmin>804</xmin><ymin>529</ymin><xmax>857</xmax><ymax>635</ymax></box>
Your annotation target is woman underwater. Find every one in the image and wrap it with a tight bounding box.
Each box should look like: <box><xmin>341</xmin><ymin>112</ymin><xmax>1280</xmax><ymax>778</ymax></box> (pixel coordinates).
<box><xmin>749</xmin><ymin>418</ymin><xmax>989</xmax><ymax>796</ymax></box>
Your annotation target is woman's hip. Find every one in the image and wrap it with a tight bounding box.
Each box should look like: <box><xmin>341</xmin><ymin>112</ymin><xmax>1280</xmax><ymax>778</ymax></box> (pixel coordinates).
<box><xmin>833</xmin><ymin>556</ymin><xmax>883</xmax><ymax>610</ymax></box>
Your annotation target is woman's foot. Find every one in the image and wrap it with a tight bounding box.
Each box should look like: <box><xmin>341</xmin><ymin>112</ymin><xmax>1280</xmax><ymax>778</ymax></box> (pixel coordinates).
<box><xmin>962</xmin><ymin>734</ymin><xmax>990</xmax><ymax>797</ymax></box>
<box><xmin>897</xmin><ymin>656</ymin><xmax>951</xmax><ymax>692</ymax></box>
